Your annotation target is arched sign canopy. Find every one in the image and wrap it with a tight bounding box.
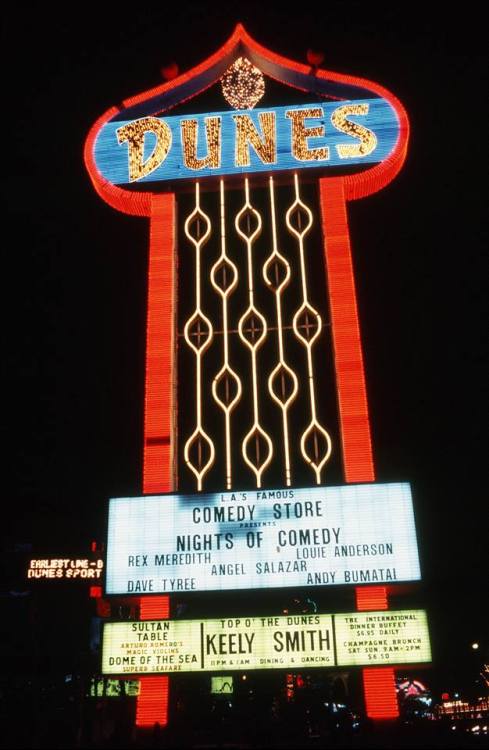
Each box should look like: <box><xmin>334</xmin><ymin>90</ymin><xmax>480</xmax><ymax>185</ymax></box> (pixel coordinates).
<box><xmin>85</xmin><ymin>24</ymin><xmax>409</xmax><ymax>216</ymax></box>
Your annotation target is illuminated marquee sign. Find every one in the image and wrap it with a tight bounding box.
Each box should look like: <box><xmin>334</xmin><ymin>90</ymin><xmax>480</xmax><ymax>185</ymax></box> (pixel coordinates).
<box><xmin>27</xmin><ymin>558</ymin><xmax>104</xmax><ymax>580</ymax></box>
<box><xmin>93</xmin><ymin>98</ymin><xmax>399</xmax><ymax>186</ymax></box>
<box><xmin>102</xmin><ymin>609</ymin><xmax>431</xmax><ymax>675</ymax></box>
<box><xmin>106</xmin><ymin>482</ymin><xmax>420</xmax><ymax>595</ymax></box>
<box><xmin>335</xmin><ymin>611</ymin><xmax>431</xmax><ymax>666</ymax></box>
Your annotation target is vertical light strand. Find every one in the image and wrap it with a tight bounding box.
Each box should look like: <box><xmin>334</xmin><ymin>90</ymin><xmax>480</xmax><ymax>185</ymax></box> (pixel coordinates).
<box><xmin>137</xmin><ymin>193</ymin><xmax>175</xmax><ymax>728</ymax></box>
<box><xmin>183</xmin><ymin>183</ymin><xmax>215</xmax><ymax>490</ymax></box>
<box><xmin>210</xmin><ymin>179</ymin><xmax>242</xmax><ymax>489</ymax></box>
<box><xmin>264</xmin><ymin>176</ymin><xmax>298</xmax><ymax>486</ymax></box>
<box><xmin>319</xmin><ymin>176</ymin><xmax>397</xmax><ymax>720</ymax></box>
<box><xmin>236</xmin><ymin>178</ymin><xmax>273</xmax><ymax>487</ymax></box>
<box><xmin>286</xmin><ymin>173</ymin><xmax>332</xmax><ymax>483</ymax></box>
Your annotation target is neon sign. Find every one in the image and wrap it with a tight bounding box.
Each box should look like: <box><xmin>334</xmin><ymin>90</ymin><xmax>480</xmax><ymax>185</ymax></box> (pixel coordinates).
<box><xmin>102</xmin><ymin>609</ymin><xmax>431</xmax><ymax>675</ymax></box>
<box><xmin>85</xmin><ymin>23</ymin><xmax>412</xmax><ymax>725</ymax></box>
<box><xmin>27</xmin><ymin>558</ymin><xmax>104</xmax><ymax>580</ymax></box>
<box><xmin>105</xmin><ymin>482</ymin><xmax>420</xmax><ymax>594</ymax></box>
<box><xmin>93</xmin><ymin>99</ymin><xmax>398</xmax><ymax>186</ymax></box>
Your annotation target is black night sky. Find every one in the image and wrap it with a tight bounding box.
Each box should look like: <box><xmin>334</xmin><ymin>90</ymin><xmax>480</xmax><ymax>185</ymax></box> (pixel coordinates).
<box><xmin>4</xmin><ymin>2</ymin><xmax>487</xmax><ymax>702</ymax></box>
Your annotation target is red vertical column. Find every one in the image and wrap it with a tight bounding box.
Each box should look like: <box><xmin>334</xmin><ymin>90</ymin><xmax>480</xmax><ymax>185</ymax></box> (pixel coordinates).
<box><xmin>319</xmin><ymin>177</ymin><xmax>375</xmax><ymax>482</ymax></box>
<box><xmin>356</xmin><ymin>588</ymin><xmax>398</xmax><ymax>718</ymax></box>
<box><xmin>136</xmin><ymin>192</ymin><xmax>175</xmax><ymax>728</ymax></box>
<box><xmin>142</xmin><ymin>193</ymin><xmax>175</xmax><ymax>495</ymax></box>
<box><xmin>137</xmin><ymin>597</ymin><xmax>171</xmax><ymax>727</ymax></box>
<box><xmin>319</xmin><ymin>177</ymin><xmax>398</xmax><ymax>720</ymax></box>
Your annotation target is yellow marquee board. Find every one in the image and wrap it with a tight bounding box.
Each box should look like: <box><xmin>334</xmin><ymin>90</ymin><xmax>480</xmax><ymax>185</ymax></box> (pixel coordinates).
<box><xmin>335</xmin><ymin>610</ymin><xmax>431</xmax><ymax>666</ymax></box>
<box><xmin>102</xmin><ymin>610</ymin><xmax>430</xmax><ymax>675</ymax></box>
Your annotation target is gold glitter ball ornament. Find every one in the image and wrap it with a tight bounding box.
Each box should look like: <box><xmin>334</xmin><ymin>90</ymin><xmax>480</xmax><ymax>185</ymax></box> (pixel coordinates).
<box><xmin>220</xmin><ymin>57</ymin><xmax>265</xmax><ymax>110</ymax></box>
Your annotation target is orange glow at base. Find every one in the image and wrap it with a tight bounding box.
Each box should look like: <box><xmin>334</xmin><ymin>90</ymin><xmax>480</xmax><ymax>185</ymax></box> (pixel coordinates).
<box><xmin>136</xmin><ymin>580</ymin><xmax>170</xmax><ymax>727</ymax></box>
<box><xmin>136</xmin><ymin>676</ymin><xmax>170</xmax><ymax>727</ymax></box>
<box><xmin>363</xmin><ymin>668</ymin><xmax>399</xmax><ymax>719</ymax></box>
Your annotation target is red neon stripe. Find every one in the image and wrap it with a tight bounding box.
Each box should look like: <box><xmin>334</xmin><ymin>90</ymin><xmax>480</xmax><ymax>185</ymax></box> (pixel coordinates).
<box><xmin>319</xmin><ymin>177</ymin><xmax>375</xmax><ymax>482</ymax></box>
<box><xmin>360</xmin><ymin>591</ymin><xmax>397</xmax><ymax>719</ymax></box>
<box><xmin>143</xmin><ymin>194</ymin><xmax>175</xmax><ymax>496</ymax></box>
<box><xmin>137</xmin><ymin>596</ymin><xmax>171</xmax><ymax>726</ymax></box>
<box><xmin>140</xmin><ymin>597</ymin><xmax>170</xmax><ymax>621</ymax></box>
<box><xmin>363</xmin><ymin>668</ymin><xmax>399</xmax><ymax>719</ymax></box>
<box><xmin>136</xmin><ymin>195</ymin><xmax>175</xmax><ymax>728</ymax></box>
<box><xmin>136</xmin><ymin>677</ymin><xmax>170</xmax><ymax>727</ymax></box>
<box><xmin>356</xmin><ymin>586</ymin><xmax>388</xmax><ymax>611</ymax></box>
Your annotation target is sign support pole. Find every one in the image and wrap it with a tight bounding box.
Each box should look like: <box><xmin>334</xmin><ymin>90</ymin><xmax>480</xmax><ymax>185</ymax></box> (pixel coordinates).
<box><xmin>319</xmin><ymin>176</ymin><xmax>399</xmax><ymax>719</ymax></box>
<box><xmin>136</xmin><ymin>193</ymin><xmax>176</xmax><ymax>727</ymax></box>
